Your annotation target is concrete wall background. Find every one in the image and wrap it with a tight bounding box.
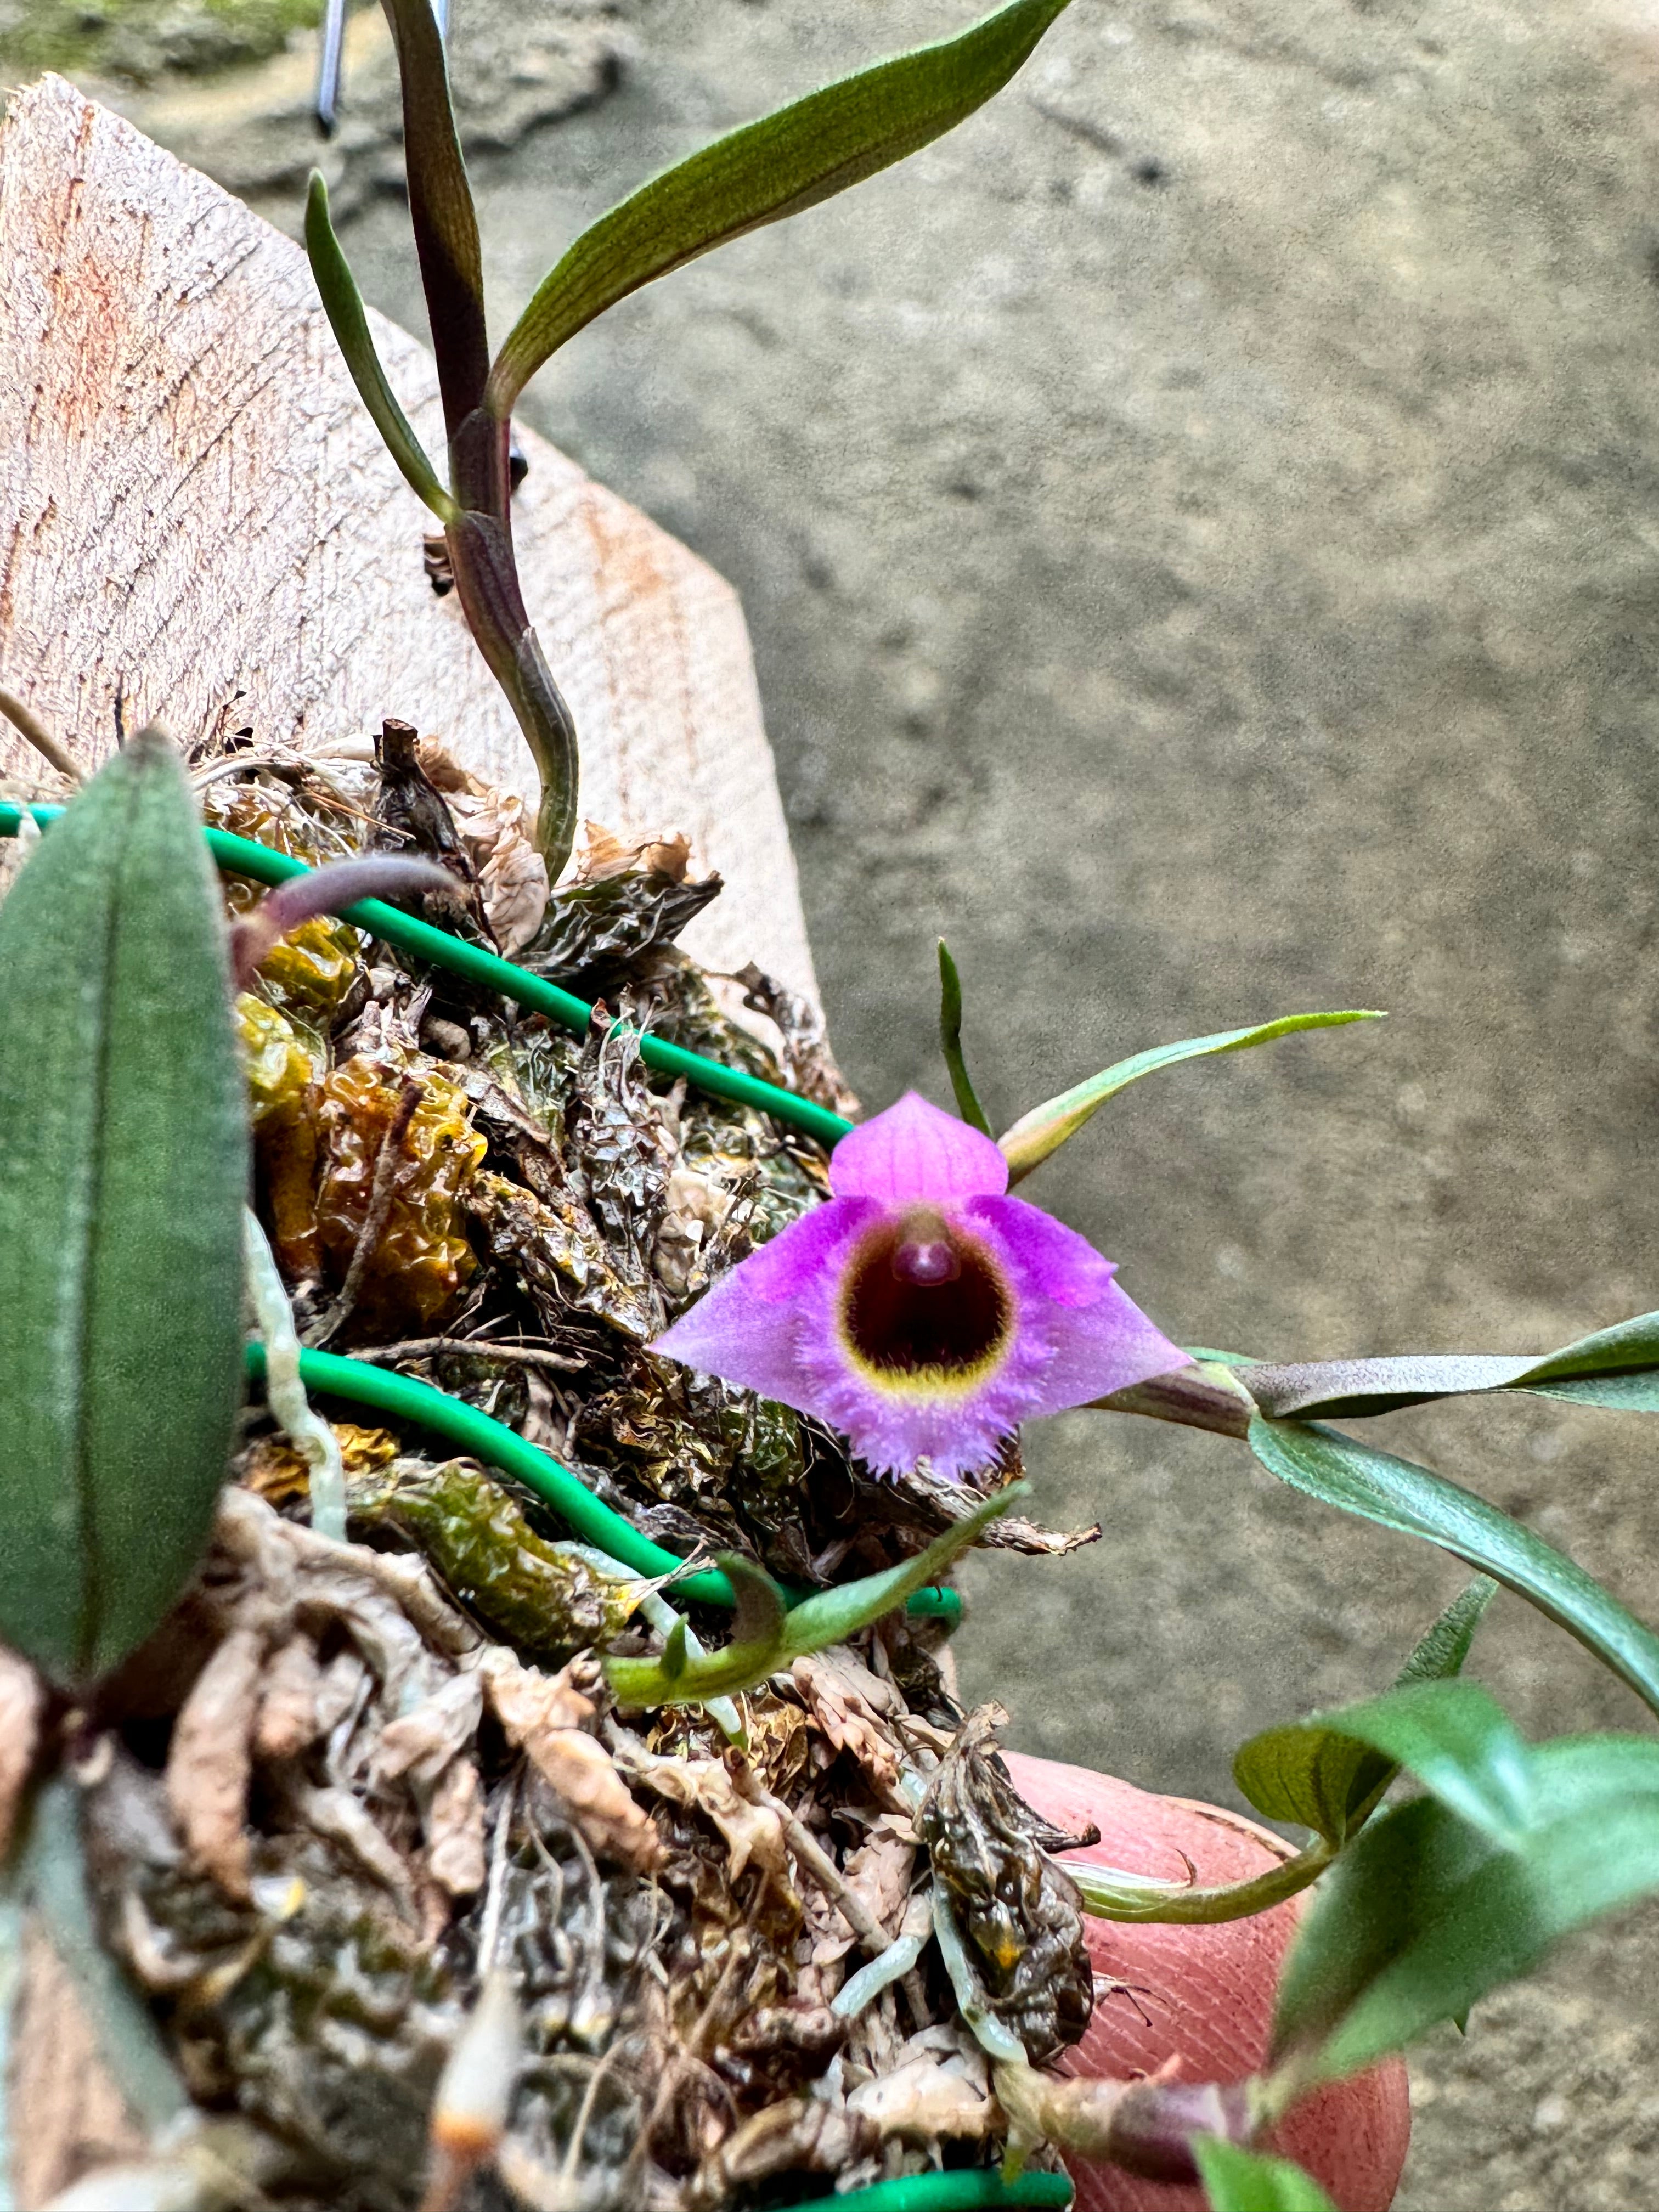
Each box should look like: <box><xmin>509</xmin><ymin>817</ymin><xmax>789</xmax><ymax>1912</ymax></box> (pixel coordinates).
<box><xmin>70</xmin><ymin>1</ymin><xmax>1659</xmax><ymax>2196</ymax></box>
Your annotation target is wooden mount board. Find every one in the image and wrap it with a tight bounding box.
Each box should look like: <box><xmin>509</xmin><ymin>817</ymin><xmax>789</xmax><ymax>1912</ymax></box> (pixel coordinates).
<box><xmin>0</xmin><ymin>70</ymin><xmax>832</xmax><ymax>2207</ymax></box>
<box><xmin>0</xmin><ymin>73</ymin><xmax>820</xmax><ymax>1003</ymax></box>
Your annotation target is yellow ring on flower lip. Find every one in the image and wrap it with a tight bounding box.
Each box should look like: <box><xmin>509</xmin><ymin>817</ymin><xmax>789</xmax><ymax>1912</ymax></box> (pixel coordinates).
<box><xmin>835</xmin><ymin>1216</ymin><xmax>1014</xmax><ymax>1401</ymax></box>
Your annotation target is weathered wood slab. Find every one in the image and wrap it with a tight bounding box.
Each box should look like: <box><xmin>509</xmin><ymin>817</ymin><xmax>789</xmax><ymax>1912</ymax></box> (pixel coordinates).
<box><xmin>0</xmin><ymin>74</ymin><xmax>819</xmax><ymax>1001</ymax></box>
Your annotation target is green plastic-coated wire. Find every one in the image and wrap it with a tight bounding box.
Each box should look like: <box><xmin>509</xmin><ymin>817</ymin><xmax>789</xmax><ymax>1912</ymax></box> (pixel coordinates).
<box><xmin>1</xmin><ymin>805</ymin><xmax>953</xmax><ymax>1623</ymax></box>
<box><xmin>0</xmin><ymin>805</ymin><xmax>854</xmax><ymax>1149</ymax></box>
<box><xmin>245</xmin><ymin>1344</ymin><xmax>961</xmax><ymax>1626</ymax></box>
<box><xmin>773</xmin><ymin>2177</ymin><xmax>1071</xmax><ymax>2212</ymax></box>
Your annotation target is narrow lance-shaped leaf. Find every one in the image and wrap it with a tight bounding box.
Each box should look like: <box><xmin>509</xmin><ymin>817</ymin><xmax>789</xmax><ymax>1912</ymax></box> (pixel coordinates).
<box><xmin>1234</xmin><ymin>1577</ymin><xmax>1496</xmax><ymax>1847</ymax></box>
<box><xmin>0</xmin><ymin>729</ymin><xmax>249</xmax><ymax>1686</ymax></box>
<box><xmin>998</xmin><ymin>1011</ymin><xmax>1385</xmax><ymax>1186</ymax></box>
<box><xmin>1269</xmin><ymin>1698</ymin><xmax>1659</xmax><ymax>2086</ymax></box>
<box><xmin>1194</xmin><ymin>2141</ymin><xmax>1340</xmax><ymax>2212</ymax></box>
<box><xmin>938</xmin><ymin>939</ymin><xmax>991</xmax><ymax>1134</ymax></box>
<box><xmin>1517</xmin><ymin>1307</ymin><xmax>1659</xmax><ymax>1408</ymax></box>
<box><xmin>1249</xmin><ymin>1415</ymin><xmax>1659</xmax><ymax>1720</ymax></box>
<box><xmin>380</xmin><ymin>0</ymin><xmax>490</xmax><ymax>457</ymax></box>
<box><xmin>605</xmin><ymin>1481</ymin><xmax>1025</xmax><ymax>1707</ymax></box>
<box><xmin>1232</xmin><ymin>1306</ymin><xmax>1659</xmax><ymax>1421</ymax></box>
<box><xmin>487</xmin><ymin>0</ymin><xmax>1078</xmax><ymax>415</ymax></box>
<box><xmin>304</xmin><ymin>173</ymin><xmax>455</xmax><ymax>523</ymax></box>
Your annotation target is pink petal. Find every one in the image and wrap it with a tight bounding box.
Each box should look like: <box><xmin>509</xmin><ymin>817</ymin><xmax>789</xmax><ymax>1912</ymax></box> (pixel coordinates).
<box><xmin>830</xmin><ymin>1091</ymin><xmax>1009</xmax><ymax>1207</ymax></box>
<box><xmin>969</xmin><ymin>1194</ymin><xmax>1187</xmax><ymax>1410</ymax></box>
<box><xmin>1026</xmin><ymin>1277</ymin><xmax>1189</xmax><ymax>1413</ymax></box>
<box><xmin>962</xmin><ymin>1194</ymin><xmax>1119</xmax><ymax>1307</ymax></box>
<box><xmin>648</xmin><ymin>1198</ymin><xmax>873</xmax><ymax>1402</ymax></box>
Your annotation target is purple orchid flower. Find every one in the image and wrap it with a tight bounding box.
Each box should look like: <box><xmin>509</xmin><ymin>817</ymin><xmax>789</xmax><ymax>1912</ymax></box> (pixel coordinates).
<box><xmin>650</xmin><ymin>1091</ymin><xmax>1187</xmax><ymax>1480</ymax></box>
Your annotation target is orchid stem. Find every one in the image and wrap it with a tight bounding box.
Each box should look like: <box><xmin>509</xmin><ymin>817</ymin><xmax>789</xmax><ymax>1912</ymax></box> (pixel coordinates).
<box><xmin>1071</xmin><ymin>1837</ymin><xmax>1335</xmax><ymax>1925</ymax></box>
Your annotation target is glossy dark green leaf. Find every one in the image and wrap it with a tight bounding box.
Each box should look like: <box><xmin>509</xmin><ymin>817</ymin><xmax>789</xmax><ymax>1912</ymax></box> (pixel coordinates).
<box><xmin>605</xmin><ymin>1481</ymin><xmax>1024</xmax><ymax>1707</ymax></box>
<box><xmin>380</xmin><ymin>0</ymin><xmax>489</xmax><ymax>443</ymax></box>
<box><xmin>1272</xmin><ymin>1732</ymin><xmax>1659</xmax><ymax>2083</ymax></box>
<box><xmin>0</xmin><ymin>730</ymin><xmax>248</xmax><ymax>1686</ymax></box>
<box><xmin>998</xmin><ymin>1011</ymin><xmax>1384</xmax><ymax>1185</ymax></box>
<box><xmin>304</xmin><ymin>172</ymin><xmax>455</xmax><ymax>523</ymax></box>
<box><xmin>938</xmin><ymin>939</ymin><xmax>991</xmax><ymax>1135</ymax></box>
<box><xmin>1249</xmin><ymin>1417</ymin><xmax>1659</xmax><ymax>1719</ymax></box>
<box><xmin>1234</xmin><ymin>1579</ymin><xmax>1494</xmax><ymax>1845</ymax></box>
<box><xmin>1194</xmin><ymin>2141</ymin><xmax>1339</xmax><ymax>2212</ymax></box>
<box><xmin>488</xmin><ymin>0</ymin><xmax>1077</xmax><ymax>414</ymax></box>
<box><xmin>1238</xmin><ymin>1307</ymin><xmax>1659</xmax><ymax>1420</ymax></box>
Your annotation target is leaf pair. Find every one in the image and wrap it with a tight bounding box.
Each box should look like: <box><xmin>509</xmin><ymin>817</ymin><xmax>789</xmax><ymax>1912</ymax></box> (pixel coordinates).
<box><xmin>1266</xmin><ymin>1678</ymin><xmax>1659</xmax><ymax>2089</ymax></box>
<box><xmin>312</xmin><ymin>0</ymin><xmax>1086</xmax><ymax>876</ymax></box>
<box><xmin>603</xmin><ymin>1481</ymin><xmax>1024</xmax><ymax>1708</ymax></box>
<box><xmin>933</xmin><ymin>940</ymin><xmax>1381</xmax><ymax>1171</ymax></box>
<box><xmin>1233</xmin><ymin>1577</ymin><xmax>1496</xmax><ymax>1849</ymax></box>
<box><xmin>1068</xmin><ymin>1579</ymin><xmax>1493</xmax><ymax>1927</ymax></box>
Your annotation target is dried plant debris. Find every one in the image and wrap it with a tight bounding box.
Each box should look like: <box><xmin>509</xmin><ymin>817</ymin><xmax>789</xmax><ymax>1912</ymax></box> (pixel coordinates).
<box><xmin>730</xmin><ymin>960</ymin><xmax>862</xmax><ymax>1120</ymax></box>
<box><xmin>370</xmin><ymin>720</ymin><xmax>495</xmax><ymax>945</ymax></box>
<box><xmin>36</xmin><ymin>747</ymin><xmax>1089</xmax><ymax>2210</ymax></box>
<box><xmin>75</xmin><ymin>1493</ymin><xmax>1075</xmax><ymax>2208</ymax></box>
<box><xmin>522</xmin><ymin>821</ymin><xmax>721</xmax><ymax>994</ymax></box>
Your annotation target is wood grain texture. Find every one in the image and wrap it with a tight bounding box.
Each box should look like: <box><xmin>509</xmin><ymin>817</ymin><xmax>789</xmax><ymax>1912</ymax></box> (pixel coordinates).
<box><xmin>0</xmin><ymin>74</ymin><xmax>819</xmax><ymax>1001</ymax></box>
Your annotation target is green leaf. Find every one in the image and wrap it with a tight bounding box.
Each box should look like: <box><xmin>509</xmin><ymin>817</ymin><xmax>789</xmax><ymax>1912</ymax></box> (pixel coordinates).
<box><xmin>1278</xmin><ymin>1680</ymin><xmax>1537</xmax><ymax>1848</ymax></box>
<box><xmin>1271</xmin><ymin>1732</ymin><xmax>1659</xmax><ymax>2084</ymax></box>
<box><xmin>1195</xmin><ymin>2140</ymin><xmax>1339</xmax><ymax>2212</ymax></box>
<box><xmin>1395</xmin><ymin>1576</ymin><xmax>1498</xmax><ymax>1688</ymax></box>
<box><xmin>997</xmin><ymin>1011</ymin><xmax>1385</xmax><ymax>1185</ymax></box>
<box><xmin>1249</xmin><ymin>1417</ymin><xmax>1659</xmax><ymax>1720</ymax></box>
<box><xmin>0</xmin><ymin>730</ymin><xmax>249</xmax><ymax>1686</ymax></box>
<box><xmin>605</xmin><ymin>1481</ymin><xmax>1025</xmax><ymax>1707</ymax></box>
<box><xmin>1234</xmin><ymin>1579</ymin><xmax>1495</xmax><ymax>1845</ymax></box>
<box><xmin>1235</xmin><ymin>1308</ymin><xmax>1659</xmax><ymax>1421</ymax></box>
<box><xmin>725</xmin><ymin>1554</ymin><xmax>788</xmax><ymax>1653</ymax></box>
<box><xmin>938</xmin><ymin>940</ymin><xmax>991</xmax><ymax>1135</ymax></box>
<box><xmin>1517</xmin><ymin>1310</ymin><xmax>1659</xmax><ymax>1410</ymax></box>
<box><xmin>304</xmin><ymin>172</ymin><xmax>455</xmax><ymax>524</ymax></box>
<box><xmin>380</xmin><ymin>0</ymin><xmax>489</xmax><ymax>445</ymax></box>
<box><xmin>487</xmin><ymin>0</ymin><xmax>1077</xmax><ymax>415</ymax></box>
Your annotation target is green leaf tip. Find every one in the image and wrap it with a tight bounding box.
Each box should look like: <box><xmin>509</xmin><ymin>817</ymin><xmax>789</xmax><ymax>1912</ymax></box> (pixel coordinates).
<box><xmin>1234</xmin><ymin>1577</ymin><xmax>1496</xmax><ymax>1848</ymax></box>
<box><xmin>999</xmin><ymin>1010</ymin><xmax>1385</xmax><ymax>1184</ymax></box>
<box><xmin>1248</xmin><ymin>1415</ymin><xmax>1659</xmax><ymax>1721</ymax></box>
<box><xmin>1269</xmin><ymin>1699</ymin><xmax>1659</xmax><ymax>2086</ymax></box>
<box><xmin>1235</xmin><ymin>1307</ymin><xmax>1659</xmax><ymax>1421</ymax></box>
<box><xmin>1195</xmin><ymin>2141</ymin><xmax>1339</xmax><ymax>2212</ymax></box>
<box><xmin>0</xmin><ymin>729</ymin><xmax>249</xmax><ymax>1686</ymax></box>
<box><xmin>305</xmin><ymin>170</ymin><xmax>456</xmax><ymax>523</ymax></box>
<box><xmin>487</xmin><ymin>0</ymin><xmax>1079</xmax><ymax>414</ymax></box>
<box><xmin>605</xmin><ymin>1480</ymin><xmax>1025</xmax><ymax>1708</ymax></box>
<box><xmin>938</xmin><ymin>939</ymin><xmax>992</xmax><ymax>1135</ymax></box>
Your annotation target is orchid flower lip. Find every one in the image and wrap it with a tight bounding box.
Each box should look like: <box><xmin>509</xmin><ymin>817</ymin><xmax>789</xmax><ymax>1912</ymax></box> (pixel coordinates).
<box><xmin>837</xmin><ymin>1212</ymin><xmax>1014</xmax><ymax>1404</ymax></box>
<box><xmin>649</xmin><ymin>1090</ymin><xmax>1188</xmax><ymax>1480</ymax></box>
